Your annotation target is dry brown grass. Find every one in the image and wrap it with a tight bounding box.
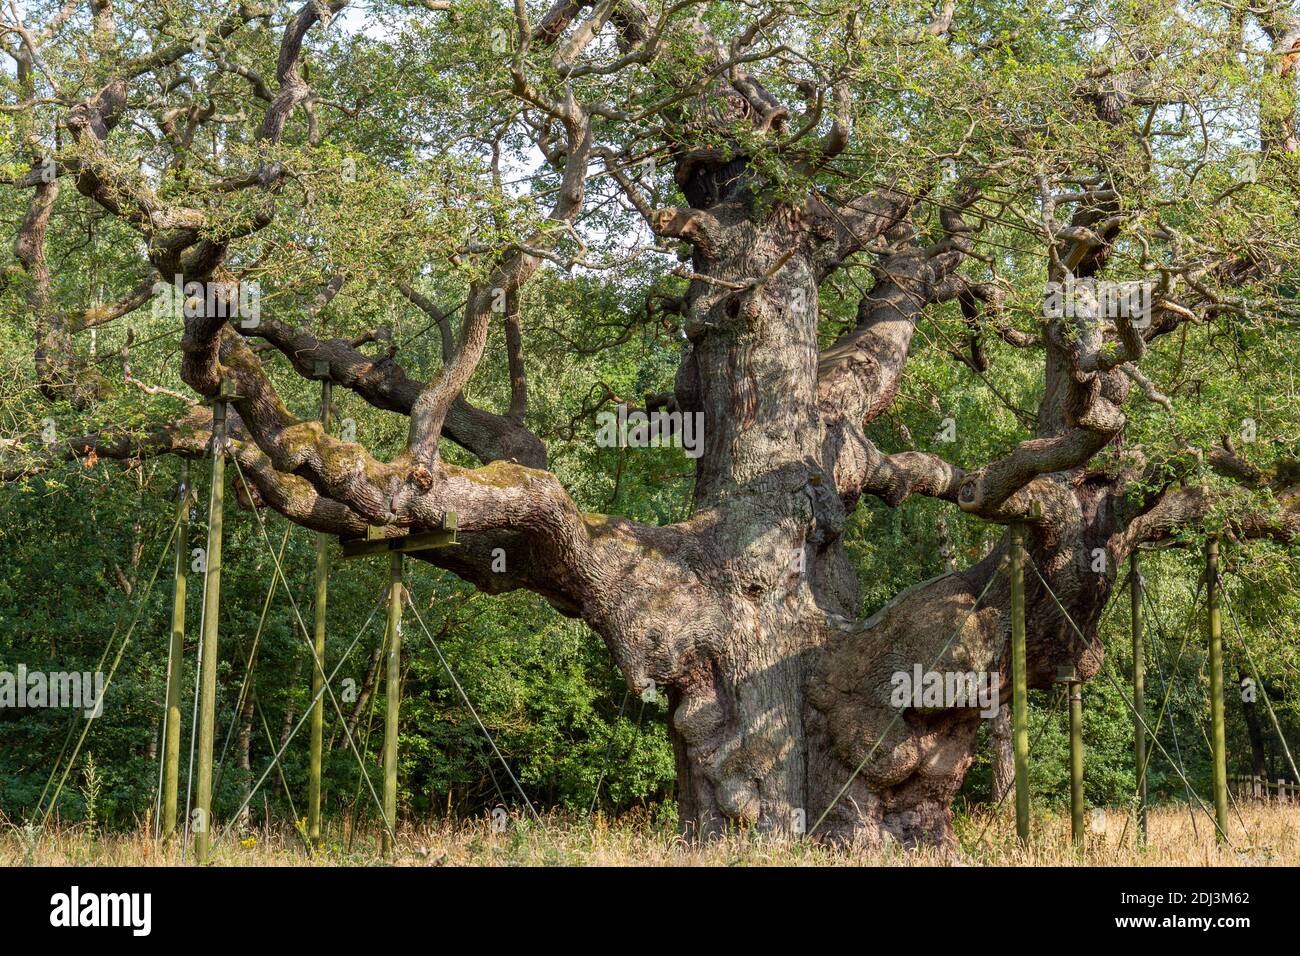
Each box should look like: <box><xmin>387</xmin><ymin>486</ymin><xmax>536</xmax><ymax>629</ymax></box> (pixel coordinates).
<box><xmin>2</xmin><ymin>801</ymin><xmax>1296</xmax><ymax>866</ymax></box>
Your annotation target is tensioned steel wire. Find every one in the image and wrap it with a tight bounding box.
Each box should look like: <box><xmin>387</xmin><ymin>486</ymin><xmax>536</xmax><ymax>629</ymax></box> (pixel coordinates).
<box><xmin>1137</xmin><ymin>586</ymin><xmax>1196</xmax><ymax>837</ymax></box>
<box><xmin>404</xmin><ymin>590</ymin><xmax>544</xmax><ymax>826</ymax></box>
<box><xmin>1130</xmin><ymin>562</ymin><xmax>1290</xmax><ymax>845</ymax></box>
<box><xmin>1094</xmin><ymin>555</ymin><xmax>1205</xmax><ymax>850</ymax></box>
<box><xmin>1144</xmin><ymin>564</ymin><xmax>1274</xmax><ymax>842</ymax></box>
<box><xmin>1139</xmin><ymin>571</ymin><xmax>1204</xmax><ymax>757</ymax></box>
<box><xmin>1241</xmin><ymin>577</ymin><xmax>1300</xmax><ymax>683</ymax></box>
<box><xmin>38</xmin><ymin>507</ymin><xmax>180</xmax><ymax>817</ymax></box>
<box><xmin>1029</xmin><ymin>556</ymin><xmax>1226</xmax><ymax>842</ymax></box>
<box><xmin>153</xmin><ymin>473</ymin><xmax>192</xmax><ymax>838</ymax></box>
<box><xmin>982</xmin><ymin>559</ymin><xmax>1186</xmax><ymax>850</ymax></box>
<box><xmin>210</xmin><ymin>526</ymin><xmax>290</xmax><ymax>801</ymax></box>
<box><xmin>1164</xmin><ymin>635</ymin><xmax>1248</xmax><ymax>836</ymax></box>
<box><xmin>345</xmin><ymin>629</ymin><xmax>393</xmax><ymax>852</ymax></box>
<box><xmin>37</xmin><ymin>508</ymin><xmax>184</xmax><ymax>830</ymax></box>
<box><xmin>1181</xmin><ymin>615</ymin><xmax>1253</xmax><ymax>836</ymax></box>
<box><xmin>810</xmin><ymin>565</ymin><xmax>1002</xmax><ymax>837</ymax></box>
<box><xmin>969</xmin><ymin>563</ymin><xmax>1140</xmax><ymax>850</ymax></box>
<box><xmin>1217</xmin><ymin>569</ymin><xmax>1300</xmax><ymax>783</ymax></box>
<box><xmin>1025</xmin><ymin>555</ymin><xmax>1237</xmax><ymax>850</ymax></box>
<box><xmin>210</xmin><ymin>527</ymin><xmax>320</xmax><ymax>840</ymax></box>
<box><xmin>224</xmin><ymin>451</ymin><xmax>396</xmax><ymax>845</ymax></box>
<box><xmin>183</xmin><ymin>431</ymin><xmax>229</xmax><ymax>862</ymax></box>
<box><xmin>206</xmin><ymin>589</ymin><xmax>388</xmax><ymax>855</ymax></box>
<box><xmin>972</xmin><ymin>686</ymin><xmax>1065</xmax><ymax>849</ymax></box>
<box><xmin>968</xmin><ymin>562</ymin><xmax>1142</xmax><ymax>848</ymax></box>
<box><xmin>1118</xmin><ymin>575</ymin><xmax>1205</xmax><ymax>843</ymax></box>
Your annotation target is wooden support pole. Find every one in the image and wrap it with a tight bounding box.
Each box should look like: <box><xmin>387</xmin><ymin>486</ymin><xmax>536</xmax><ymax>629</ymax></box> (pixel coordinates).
<box><xmin>335</xmin><ymin>512</ymin><xmax>455</xmax><ymax>856</ymax></box>
<box><xmin>307</xmin><ymin>375</ymin><xmax>332</xmax><ymax>846</ymax></box>
<box><xmin>161</xmin><ymin>460</ymin><xmax>189</xmax><ymax>838</ymax></box>
<box><xmin>381</xmin><ymin>551</ymin><xmax>403</xmax><ymax>859</ymax></box>
<box><xmin>1206</xmin><ymin>538</ymin><xmax>1230</xmax><ymax>841</ymax></box>
<box><xmin>194</xmin><ymin>386</ymin><xmax>230</xmax><ymax>864</ymax></box>
<box><xmin>1066</xmin><ymin>670</ymin><xmax>1084</xmax><ymax>846</ymax></box>
<box><xmin>1009</xmin><ymin>523</ymin><xmax>1030</xmax><ymax>847</ymax></box>
<box><xmin>1131</xmin><ymin>552</ymin><xmax>1147</xmax><ymax>845</ymax></box>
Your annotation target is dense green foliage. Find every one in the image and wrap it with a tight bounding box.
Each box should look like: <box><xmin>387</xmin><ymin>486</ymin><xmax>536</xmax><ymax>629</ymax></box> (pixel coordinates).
<box><xmin>0</xmin><ymin>459</ymin><xmax>680</xmax><ymax>826</ymax></box>
<box><xmin>2</xmin><ymin>0</ymin><xmax>1300</xmax><ymax>836</ymax></box>
<box><xmin>4</xmin><ymin>377</ymin><xmax>1300</xmax><ymax>830</ymax></box>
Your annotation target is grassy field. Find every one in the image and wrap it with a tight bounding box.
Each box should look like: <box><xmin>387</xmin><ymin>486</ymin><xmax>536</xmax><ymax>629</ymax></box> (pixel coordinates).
<box><xmin>3</xmin><ymin>802</ymin><xmax>1296</xmax><ymax>866</ymax></box>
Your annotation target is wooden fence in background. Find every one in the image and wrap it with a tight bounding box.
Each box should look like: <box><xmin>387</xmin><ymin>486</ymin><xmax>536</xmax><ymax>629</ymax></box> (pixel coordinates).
<box><xmin>1230</xmin><ymin>774</ymin><xmax>1300</xmax><ymax>803</ymax></box>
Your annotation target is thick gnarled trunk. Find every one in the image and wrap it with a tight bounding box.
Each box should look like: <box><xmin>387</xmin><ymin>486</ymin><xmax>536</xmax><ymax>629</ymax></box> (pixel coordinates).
<box><xmin>656</xmin><ymin>216</ymin><xmax>1131</xmax><ymax>844</ymax></box>
<box><xmin>647</xmin><ymin>197</ymin><xmax>986</xmax><ymax>845</ymax></box>
<box><xmin>660</xmin><ymin>516</ymin><xmax>1126</xmax><ymax>847</ymax></box>
<box><xmin>664</xmin><ymin>202</ymin><xmax>846</xmax><ymax>839</ymax></box>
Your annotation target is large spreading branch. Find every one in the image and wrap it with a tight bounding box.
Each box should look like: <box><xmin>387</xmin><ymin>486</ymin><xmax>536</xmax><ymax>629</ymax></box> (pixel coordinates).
<box><xmin>6</xmin><ymin>0</ymin><xmax>1300</xmax><ymax>644</ymax></box>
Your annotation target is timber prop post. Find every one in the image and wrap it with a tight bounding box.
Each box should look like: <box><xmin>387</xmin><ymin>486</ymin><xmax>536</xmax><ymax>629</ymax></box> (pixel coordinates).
<box><xmin>307</xmin><ymin>363</ymin><xmax>333</xmax><ymax>847</ymax></box>
<box><xmin>1009</xmin><ymin>522</ymin><xmax>1030</xmax><ymax>847</ymax></box>
<box><xmin>1131</xmin><ymin>552</ymin><xmax>1147</xmax><ymax>845</ymax></box>
<box><xmin>194</xmin><ymin>378</ymin><xmax>235</xmax><ymax>864</ymax></box>
<box><xmin>337</xmin><ymin>515</ymin><xmax>457</xmax><ymax>860</ymax></box>
<box><xmin>161</xmin><ymin>460</ymin><xmax>189</xmax><ymax>839</ymax></box>
<box><xmin>1056</xmin><ymin>665</ymin><xmax>1084</xmax><ymax>847</ymax></box>
<box><xmin>1206</xmin><ymin>538</ymin><xmax>1230</xmax><ymax>841</ymax></box>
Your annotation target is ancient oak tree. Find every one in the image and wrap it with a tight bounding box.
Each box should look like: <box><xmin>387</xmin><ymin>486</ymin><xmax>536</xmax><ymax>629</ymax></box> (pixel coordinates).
<box><xmin>5</xmin><ymin>0</ymin><xmax>1300</xmax><ymax>845</ymax></box>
